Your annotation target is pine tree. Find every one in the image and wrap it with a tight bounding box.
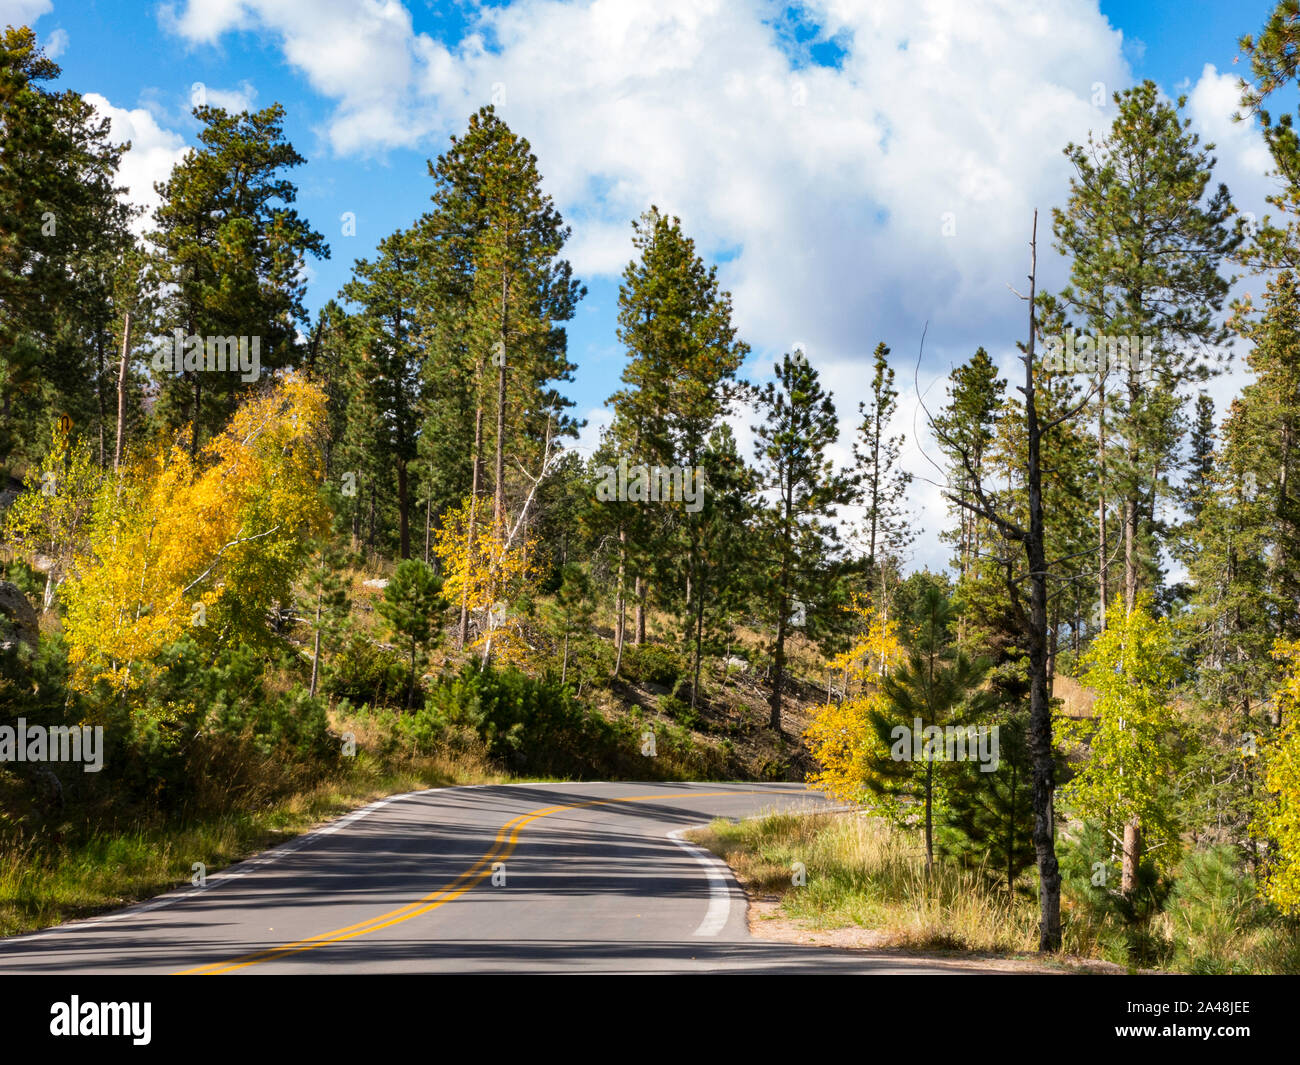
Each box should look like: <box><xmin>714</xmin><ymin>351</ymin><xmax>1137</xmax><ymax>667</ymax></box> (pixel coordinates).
<box><xmin>608</xmin><ymin>208</ymin><xmax>747</xmax><ymax>683</ymax></box>
<box><xmin>865</xmin><ymin>585</ymin><xmax>994</xmax><ymax>872</ymax></box>
<box><xmin>378</xmin><ymin>559</ymin><xmax>445</xmax><ymax>709</ymax></box>
<box><xmin>0</xmin><ymin>27</ymin><xmax>136</xmax><ymax>469</ymax></box>
<box><xmin>149</xmin><ymin>103</ymin><xmax>327</xmax><ymax>454</ymax></box>
<box><xmin>341</xmin><ymin>227</ymin><xmax>423</xmax><ymax>558</ymax></box>
<box><xmin>1052</xmin><ymin>80</ymin><xmax>1238</xmax><ymax>614</ymax></box>
<box><xmin>751</xmin><ymin>352</ymin><xmax>857</xmax><ymax>731</ymax></box>
<box><xmin>853</xmin><ymin>342</ymin><xmax>914</xmax><ymax>609</ymax></box>
<box><xmin>422</xmin><ymin>106</ymin><xmax>582</xmax><ymax>643</ymax></box>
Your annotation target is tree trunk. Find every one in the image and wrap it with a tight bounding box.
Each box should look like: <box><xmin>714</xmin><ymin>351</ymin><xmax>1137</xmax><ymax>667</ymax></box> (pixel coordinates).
<box><xmin>1121</xmin><ymin>817</ymin><xmax>1142</xmax><ymax>898</ymax></box>
<box><xmin>1024</xmin><ymin>211</ymin><xmax>1062</xmax><ymax>952</ymax></box>
<box><xmin>924</xmin><ymin>758</ymin><xmax>934</xmax><ymax>875</ymax></box>
<box><xmin>493</xmin><ymin>274</ymin><xmax>510</xmax><ymax>534</ymax></box>
<box><xmin>1124</xmin><ymin>363</ymin><xmax>1140</xmax><ymax>609</ymax></box>
<box><xmin>613</xmin><ymin>525</ymin><xmax>627</xmax><ymax>677</ymax></box>
<box><xmin>310</xmin><ymin>589</ymin><xmax>322</xmax><ymax>698</ymax></box>
<box><xmin>114</xmin><ymin>311</ymin><xmax>131</xmax><ymax>472</ymax></box>
<box><xmin>397</xmin><ymin>460</ymin><xmax>410</xmax><ymax>559</ymax></box>
<box><xmin>769</xmin><ymin>613</ymin><xmax>786</xmax><ymax>733</ymax></box>
<box><xmin>1097</xmin><ymin>374</ymin><xmax>1108</xmax><ymax>630</ymax></box>
<box><xmin>458</xmin><ymin>402</ymin><xmax>484</xmax><ymax>649</ymax></box>
<box><xmin>95</xmin><ymin>329</ymin><xmax>106</xmax><ymax>468</ymax></box>
<box><xmin>691</xmin><ymin>577</ymin><xmax>706</xmax><ymax>711</ymax></box>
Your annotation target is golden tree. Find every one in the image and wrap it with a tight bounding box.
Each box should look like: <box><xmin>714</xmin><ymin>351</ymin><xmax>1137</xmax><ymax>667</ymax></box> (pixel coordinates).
<box><xmin>433</xmin><ymin>496</ymin><xmax>542</xmax><ymax>670</ymax></box>
<box><xmin>805</xmin><ymin>598</ymin><xmax>903</xmax><ymax>803</ymax></box>
<box><xmin>1258</xmin><ymin>638</ymin><xmax>1300</xmax><ymax>914</ymax></box>
<box><xmin>61</xmin><ymin>375</ymin><xmax>330</xmax><ymax>693</ymax></box>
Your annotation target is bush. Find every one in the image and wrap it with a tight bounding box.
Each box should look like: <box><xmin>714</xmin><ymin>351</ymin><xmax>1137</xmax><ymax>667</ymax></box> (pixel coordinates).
<box><xmin>326</xmin><ymin>632</ymin><xmax>409</xmax><ymax>709</ymax></box>
<box><xmin>622</xmin><ymin>643</ymin><xmax>687</xmax><ymax>687</ymax></box>
<box><xmin>417</xmin><ymin>660</ymin><xmax>625</xmax><ymax>777</ymax></box>
<box><xmin>1165</xmin><ymin>846</ymin><xmax>1260</xmax><ymax>974</ymax></box>
<box><xmin>658</xmin><ymin>690</ymin><xmax>699</xmax><ymax>731</ymax></box>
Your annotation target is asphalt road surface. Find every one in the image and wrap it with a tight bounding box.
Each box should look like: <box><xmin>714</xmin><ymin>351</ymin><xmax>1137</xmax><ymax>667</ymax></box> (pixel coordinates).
<box><xmin>0</xmin><ymin>782</ymin><xmax>1003</xmax><ymax>974</ymax></box>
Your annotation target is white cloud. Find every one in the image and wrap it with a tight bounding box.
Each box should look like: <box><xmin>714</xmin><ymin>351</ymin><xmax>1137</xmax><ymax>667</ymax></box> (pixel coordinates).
<box><xmin>43</xmin><ymin>25</ymin><xmax>66</xmax><ymax>56</ymax></box>
<box><xmin>202</xmin><ymin>78</ymin><xmax>258</xmax><ymax>112</ymax></box>
<box><xmin>169</xmin><ymin>0</ymin><xmax>1281</xmax><ymax>575</ymax></box>
<box><xmin>1185</xmin><ymin>63</ymin><xmax>1276</xmax><ymax>229</ymax></box>
<box><xmin>84</xmin><ymin>94</ymin><xmax>189</xmax><ymax>236</ymax></box>
<box><xmin>0</xmin><ymin>0</ymin><xmax>52</xmax><ymax>28</ymax></box>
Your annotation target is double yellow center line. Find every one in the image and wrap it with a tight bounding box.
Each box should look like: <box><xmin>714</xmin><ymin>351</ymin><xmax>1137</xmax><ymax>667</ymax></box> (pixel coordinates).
<box><xmin>178</xmin><ymin>788</ymin><xmax>785</xmax><ymax>974</ymax></box>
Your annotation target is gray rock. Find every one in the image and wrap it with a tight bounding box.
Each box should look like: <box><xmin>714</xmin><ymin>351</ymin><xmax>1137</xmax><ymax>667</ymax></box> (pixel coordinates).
<box><xmin>0</xmin><ymin>581</ymin><xmax>39</xmax><ymax>651</ymax></box>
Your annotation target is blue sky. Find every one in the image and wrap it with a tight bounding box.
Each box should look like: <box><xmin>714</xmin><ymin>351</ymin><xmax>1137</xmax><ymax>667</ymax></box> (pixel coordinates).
<box><xmin>5</xmin><ymin>0</ymin><xmax>1288</xmax><ymax>570</ymax></box>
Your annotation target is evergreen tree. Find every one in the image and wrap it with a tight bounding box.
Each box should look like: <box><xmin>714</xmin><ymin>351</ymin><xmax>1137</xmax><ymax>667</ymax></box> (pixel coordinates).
<box><xmin>1052</xmin><ymin>80</ymin><xmax>1238</xmax><ymax>614</ymax></box>
<box><xmin>149</xmin><ymin>103</ymin><xmax>327</xmax><ymax>454</ymax></box>
<box><xmin>751</xmin><ymin>352</ymin><xmax>857</xmax><ymax>731</ymax></box>
<box><xmin>866</xmin><ymin>585</ymin><xmax>994</xmax><ymax>872</ymax></box>
<box><xmin>378</xmin><ymin>559</ymin><xmax>445</xmax><ymax>709</ymax></box>
<box><xmin>342</xmin><ymin>227</ymin><xmax>423</xmax><ymax>558</ymax></box>
<box><xmin>853</xmin><ymin>342</ymin><xmax>914</xmax><ymax>608</ymax></box>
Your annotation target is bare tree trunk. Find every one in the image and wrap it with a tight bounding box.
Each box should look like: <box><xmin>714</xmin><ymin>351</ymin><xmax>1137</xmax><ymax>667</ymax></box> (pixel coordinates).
<box><xmin>397</xmin><ymin>461</ymin><xmax>410</xmax><ymax>559</ymax></box>
<box><xmin>769</xmin><ymin>613</ymin><xmax>786</xmax><ymax>733</ymax></box>
<box><xmin>1121</xmin><ymin>817</ymin><xmax>1142</xmax><ymax>898</ymax></box>
<box><xmin>114</xmin><ymin>311</ymin><xmax>131</xmax><ymax>472</ymax></box>
<box><xmin>95</xmin><ymin>330</ymin><xmax>106</xmax><ymax>468</ymax></box>
<box><xmin>310</xmin><ymin>589</ymin><xmax>322</xmax><ymax>697</ymax></box>
<box><xmin>459</xmin><ymin>403</ymin><xmax>483</xmax><ymax>650</ymax></box>
<box><xmin>634</xmin><ymin>576</ymin><xmax>646</xmax><ymax>645</ymax></box>
<box><xmin>493</xmin><ymin>274</ymin><xmax>510</xmax><ymax>533</ymax></box>
<box><xmin>613</xmin><ymin>526</ymin><xmax>627</xmax><ymax>677</ymax></box>
<box><xmin>1097</xmin><ymin>375</ymin><xmax>1108</xmax><ymax>630</ymax></box>
<box><xmin>1124</xmin><ymin>363</ymin><xmax>1140</xmax><ymax>609</ymax></box>
<box><xmin>1023</xmin><ymin>213</ymin><xmax>1062</xmax><ymax>952</ymax></box>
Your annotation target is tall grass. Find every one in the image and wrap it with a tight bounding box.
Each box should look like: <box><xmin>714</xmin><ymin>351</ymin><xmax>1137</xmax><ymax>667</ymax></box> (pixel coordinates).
<box><xmin>693</xmin><ymin>810</ymin><xmax>1039</xmax><ymax>954</ymax></box>
<box><xmin>0</xmin><ymin>746</ymin><xmax>502</xmax><ymax>937</ymax></box>
<box><xmin>692</xmin><ymin>811</ymin><xmax>1300</xmax><ymax>972</ymax></box>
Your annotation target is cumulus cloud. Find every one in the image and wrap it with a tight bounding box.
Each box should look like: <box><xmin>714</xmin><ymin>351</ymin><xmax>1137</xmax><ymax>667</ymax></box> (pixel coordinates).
<box><xmin>0</xmin><ymin>0</ymin><xmax>52</xmax><ymax>28</ymax></box>
<box><xmin>42</xmin><ymin>25</ymin><xmax>66</xmax><ymax>55</ymax></box>
<box><xmin>201</xmin><ymin>78</ymin><xmax>258</xmax><ymax>113</ymax></box>
<box><xmin>157</xmin><ymin>0</ymin><xmax>1271</xmax><ymax>573</ymax></box>
<box><xmin>84</xmin><ymin>94</ymin><xmax>189</xmax><ymax>236</ymax></box>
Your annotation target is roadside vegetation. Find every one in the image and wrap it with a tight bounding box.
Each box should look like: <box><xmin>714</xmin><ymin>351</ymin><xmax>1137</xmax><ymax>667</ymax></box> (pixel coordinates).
<box><xmin>691</xmin><ymin>810</ymin><xmax>1300</xmax><ymax>974</ymax></box>
<box><xmin>5</xmin><ymin>4</ymin><xmax>1300</xmax><ymax>968</ymax></box>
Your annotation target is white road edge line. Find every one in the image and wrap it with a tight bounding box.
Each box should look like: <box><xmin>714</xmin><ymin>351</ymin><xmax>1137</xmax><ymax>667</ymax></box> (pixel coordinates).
<box><xmin>2</xmin><ymin>780</ymin><xmax>586</xmax><ymax>944</ymax></box>
<box><xmin>666</xmin><ymin>828</ymin><xmax>733</xmax><ymax>936</ymax></box>
<box><xmin>7</xmin><ymin>782</ymin><xmax>811</xmax><ymax>945</ymax></box>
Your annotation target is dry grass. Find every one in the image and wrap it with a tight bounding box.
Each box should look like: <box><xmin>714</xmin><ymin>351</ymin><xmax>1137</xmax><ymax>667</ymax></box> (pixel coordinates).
<box><xmin>1053</xmin><ymin>674</ymin><xmax>1096</xmax><ymax>718</ymax></box>
<box><xmin>690</xmin><ymin>809</ymin><xmax>1042</xmax><ymax>955</ymax></box>
<box><xmin>0</xmin><ymin>745</ymin><xmax>505</xmax><ymax>937</ymax></box>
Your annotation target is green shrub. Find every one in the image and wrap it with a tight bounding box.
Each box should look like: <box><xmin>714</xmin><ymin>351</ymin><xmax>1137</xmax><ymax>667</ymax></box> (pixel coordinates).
<box><xmin>326</xmin><ymin>632</ymin><xmax>409</xmax><ymax>708</ymax></box>
<box><xmin>1165</xmin><ymin>846</ymin><xmax>1260</xmax><ymax>974</ymax></box>
<box><xmin>622</xmin><ymin>643</ymin><xmax>686</xmax><ymax>687</ymax></box>
<box><xmin>418</xmin><ymin>660</ymin><xmax>626</xmax><ymax>777</ymax></box>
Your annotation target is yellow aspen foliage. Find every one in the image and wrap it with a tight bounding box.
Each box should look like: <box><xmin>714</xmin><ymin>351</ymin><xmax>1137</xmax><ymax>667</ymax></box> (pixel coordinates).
<box><xmin>432</xmin><ymin>497</ymin><xmax>542</xmax><ymax>669</ymax></box>
<box><xmin>60</xmin><ymin>375</ymin><xmax>330</xmax><ymax>692</ymax></box>
<box><xmin>805</xmin><ymin>600</ymin><xmax>904</xmax><ymax>803</ymax></box>
<box><xmin>1257</xmin><ymin>638</ymin><xmax>1300</xmax><ymax>914</ymax></box>
<box><xmin>2</xmin><ymin>424</ymin><xmax>104</xmax><ymax>609</ymax></box>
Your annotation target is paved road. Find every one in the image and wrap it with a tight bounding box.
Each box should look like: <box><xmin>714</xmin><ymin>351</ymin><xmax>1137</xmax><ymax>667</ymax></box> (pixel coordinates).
<box><xmin>0</xmin><ymin>782</ymin><xmax>1001</xmax><ymax>974</ymax></box>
